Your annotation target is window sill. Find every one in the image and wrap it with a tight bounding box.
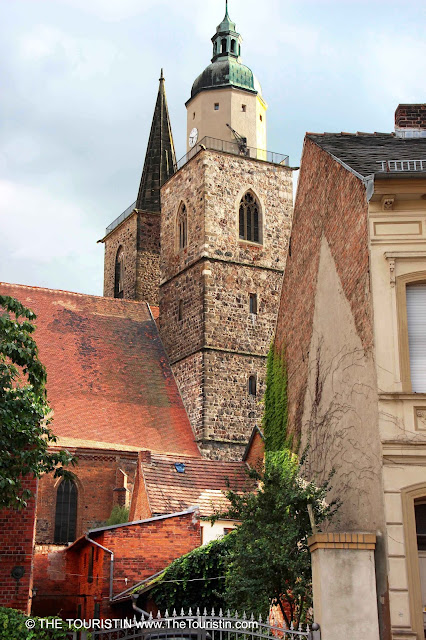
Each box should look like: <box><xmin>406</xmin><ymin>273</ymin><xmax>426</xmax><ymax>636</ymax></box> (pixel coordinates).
<box><xmin>239</xmin><ymin>240</ymin><xmax>263</xmax><ymax>247</ymax></box>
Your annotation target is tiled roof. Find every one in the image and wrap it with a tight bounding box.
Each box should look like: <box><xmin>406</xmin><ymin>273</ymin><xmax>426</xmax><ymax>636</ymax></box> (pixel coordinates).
<box><xmin>0</xmin><ymin>283</ymin><xmax>199</xmax><ymax>456</ymax></box>
<box><xmin>307</xmin><ymin>132</ymin><xmax>426</xmax><ymax>178</ymax></box>
<box><xmin>141</xmin><ymin>453</ymin><xmax>251</xmax><ymax>516</ymax></box>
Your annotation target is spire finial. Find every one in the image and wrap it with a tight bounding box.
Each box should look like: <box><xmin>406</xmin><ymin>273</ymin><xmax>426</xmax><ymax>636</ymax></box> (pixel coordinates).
<box><xmin>225</xmin><ymin>0</ymin><xmax>229</xmax><ymax>17</ymax></box>
<box><xmin>160</xmin><ymin>68</ymin><xmax>164</xmax><ymax>82</ymax></box>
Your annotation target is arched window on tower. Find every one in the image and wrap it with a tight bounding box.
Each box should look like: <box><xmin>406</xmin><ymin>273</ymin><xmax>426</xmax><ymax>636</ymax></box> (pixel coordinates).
<box><xmin>231</xmin><ymin>39</ymin><xmax>236</xmax><ymax>54</ymax></box>
<box><xmin>177</xmin><ymin>204</ymin><xmax>188</xmax><ymax>251</ymax></box>
<box><xmin>54</xmin><ymin>479</ymin><xmax>78</xmax><ymax>543</ymax></box>
<box><xmin>221</xmin><ymin>38</ymin><xmax>227</xmax><ymax>54</ymax></box>
<box><xmin>239</xmin><ymin>191</ymin><xmax>261</xmax><ymax>244</ymax></box>
<box><xmin>114</xmin><ymin>246</ymin><xmax>125</xmax><ymax>298</ymax></box>
<box><xmin>248</xmin><ymin>375</ymin><xmax>257</xmax><ymax>397</ymax></box>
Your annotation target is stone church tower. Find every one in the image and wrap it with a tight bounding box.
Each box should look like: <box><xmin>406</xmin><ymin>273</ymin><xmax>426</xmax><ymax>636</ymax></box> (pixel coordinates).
<box><xmin>101</xmin><ymin>70</ymin><xmax>176</xmax><ymax>305</ymax></box>
<box><xmin>158</xmin><ymin>5</ymin><xmax>294</xmax><ymax>460</ymax></box>
<box><xmin>101</xmin><ymin>4</ymin><xmax>293</xmax><ymax>460</ymax></box>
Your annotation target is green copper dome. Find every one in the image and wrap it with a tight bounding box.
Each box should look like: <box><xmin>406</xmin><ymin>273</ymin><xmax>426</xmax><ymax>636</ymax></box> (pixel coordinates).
<box><xmin>191</xmin><ymin>59</ymin><xmax>260</xmax><ymax>99</ymax></box>
<box><xmin>190</xmin><ymin>2</ymin><xmax>261</xmax><ymax>101</ymax></box>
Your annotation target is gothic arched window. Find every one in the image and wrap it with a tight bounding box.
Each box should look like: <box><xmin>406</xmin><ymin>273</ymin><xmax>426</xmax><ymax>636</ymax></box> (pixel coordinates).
<box><xmin>239</xmin><ymin>191</ymin><xmax>261</xmax><ymax>244</ymax></box>
<box><xmin>54</xmin><ymin>479</ymin><xmax>78</xmax><ymax>543</ymax></box>
<box><xmin>177</xmin><ymin>204</ymin><xmax>188</xmax><ymax>251</ymax></box>
<box><xmin>114</xmin><ymin>246</ymin><xmax>125</xmax><ymax>299</ymax></box>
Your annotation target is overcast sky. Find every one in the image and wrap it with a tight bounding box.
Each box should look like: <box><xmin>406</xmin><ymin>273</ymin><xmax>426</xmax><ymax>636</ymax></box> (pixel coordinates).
<box><xmin>1</xmin><ymin>0</ymin><xmax>425</xmax><ymax>296</ymax></box>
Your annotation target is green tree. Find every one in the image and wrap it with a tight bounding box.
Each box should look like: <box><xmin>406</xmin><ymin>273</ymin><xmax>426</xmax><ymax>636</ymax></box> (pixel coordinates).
<box><xmin>218</xmin><ymin>453</ymin><xmax>338</xmax><ymax>627</ymax></box>
<box><xmin>0</xmin><ymin>295</ymin><xmax>75</xmax><ymax>509</ymax></box>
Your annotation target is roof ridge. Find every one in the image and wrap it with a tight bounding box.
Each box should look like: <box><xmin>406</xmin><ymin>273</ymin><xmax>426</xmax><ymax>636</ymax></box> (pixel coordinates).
<box><xmin>147</xmin><ymin>452</ymin><xmax>244</xmax><ymax>464</ymax></box>
<box><xmin>0</xmin><ymin>281</ymin><xmax>150</xmax><ymax>307</ymax></box>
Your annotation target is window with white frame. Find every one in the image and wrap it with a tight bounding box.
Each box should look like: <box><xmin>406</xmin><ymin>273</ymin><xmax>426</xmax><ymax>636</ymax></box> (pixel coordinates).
<box><xmin>406</xmin><ymin>283</ymin><xmax>426</xmax><ymax>392</ymax></box>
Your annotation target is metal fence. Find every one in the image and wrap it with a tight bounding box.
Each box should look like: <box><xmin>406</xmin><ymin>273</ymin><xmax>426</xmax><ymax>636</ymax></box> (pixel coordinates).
<box><xmin>106</xmin><ymin>201</ymin><xmax>137</xmax><ymax>235</ymax></box>
<box><xmin>175</xmin><ymin>137</ymin><xmax>289</xmax><ymax>172</ymax></box>
<box><xmin>88</xmin><ymin>610</ymin><xmax>320</xmax><ymax>640</ymax></box>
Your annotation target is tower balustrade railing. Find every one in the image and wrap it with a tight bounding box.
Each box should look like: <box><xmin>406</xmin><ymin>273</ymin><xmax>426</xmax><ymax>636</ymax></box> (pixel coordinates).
<box><xmin>105</xmin><ymin>138</ymin><xmax>289</xmax><ymax>235</ymax></box>
<box><xmin>175</xmin><ymin>136</ymin><xmax>289</xmax><ymax>172</ymax></box>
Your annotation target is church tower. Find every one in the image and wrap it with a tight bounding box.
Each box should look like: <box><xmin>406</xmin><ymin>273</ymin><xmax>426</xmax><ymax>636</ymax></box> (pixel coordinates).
<box><xmin>186</xmin><ymin>0</ymin><xmax>267</xmax><ymax>153</ymax></box>
<box><xmin>101</xmin><ymin>71</ymin><xmax>176</xmax><ymax>305</ymax></box>
<box><xmin>159</xmin><ymin>5</ymin><xmax>294</xmax><ymax>460</ymax></box>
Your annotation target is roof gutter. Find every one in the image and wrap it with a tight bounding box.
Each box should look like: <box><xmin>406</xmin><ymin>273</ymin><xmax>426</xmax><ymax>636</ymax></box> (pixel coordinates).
<box><xmin>85</xmin><ymin>536</ymin><xmax>114</xmax><ymax>601</ymax></box>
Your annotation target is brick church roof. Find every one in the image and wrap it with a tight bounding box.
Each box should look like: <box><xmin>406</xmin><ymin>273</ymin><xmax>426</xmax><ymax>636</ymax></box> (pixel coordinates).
<box><xmin>140</xmin><ymin>453</ymin><xmax>251</xmax><ymax>516</ymax></box>
<box><xmin>0</xmin><ymin>283</ymin><xmax>199</xmax><ymax>456</ymax></box>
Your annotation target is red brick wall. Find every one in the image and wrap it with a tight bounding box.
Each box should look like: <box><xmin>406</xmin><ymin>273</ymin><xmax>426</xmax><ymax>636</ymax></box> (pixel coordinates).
<box><xmin>244</xmin><ymin>430</ymin><xmax>265</xmax><ymax>469</ymax></box>
<box><xmin>36</xmin><ymin>451</ymin><xmax>138</xmax><ymax>544</ymax></box>
<box><xmin>34</xmin><ymin>510</ymin><xmax>201</xmax><ymax>621</ymax></box>
<box><xmin>0</xmin><ymin>476</ymin><xmax>37</xmax><ymax>614</ymax></box>
<box><xmin>395</xmin><ymin>104</ymin><xmax>426</xmax><ymax>130</ymax></box>
<box><xmin>32</xmin><ymin>545</ymin><xmax>77</xmax><ymax>619</ymax></box>
<box><xmin>275</xmin><ymin>137</ymin><xmax>372</xmax><ymax>440</ymax></box>
<box><xmin>128</xmin><ymin>452</ymin><xmax>152</xmax><ymax>522</ymax></box>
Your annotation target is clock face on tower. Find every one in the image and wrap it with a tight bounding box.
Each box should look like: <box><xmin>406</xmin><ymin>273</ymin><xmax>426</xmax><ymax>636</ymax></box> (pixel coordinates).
<box><xmin>189</xmin><ymin>128</ymin><xmax>198</xmax><ymax>148</ymax></box>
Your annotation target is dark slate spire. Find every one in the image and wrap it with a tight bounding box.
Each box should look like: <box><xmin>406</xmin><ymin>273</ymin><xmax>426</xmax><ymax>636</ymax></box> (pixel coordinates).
<box><xmin>136</xmin><ymin>69</ymin><xmax>176</xmax><ymax>212</ymax></box>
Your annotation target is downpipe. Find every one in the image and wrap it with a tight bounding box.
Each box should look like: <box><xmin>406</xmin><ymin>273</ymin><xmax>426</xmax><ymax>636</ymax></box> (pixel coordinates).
<box><xmin>85</xmin><ymin>536</ymin><xmax>114</xmax><ymax>601</ymax></box>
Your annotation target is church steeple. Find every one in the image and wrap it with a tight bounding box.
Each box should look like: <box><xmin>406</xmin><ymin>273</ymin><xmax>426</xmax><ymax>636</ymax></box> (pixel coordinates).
<box><xmin>211</xmin><ymin>0</ymin><xmax>241</xmax><ymax>62</ymax></box>
<box><xmin>136</xmin><ymin>69</ymin><xmax>176</xmax><ymax>212</ymax></box>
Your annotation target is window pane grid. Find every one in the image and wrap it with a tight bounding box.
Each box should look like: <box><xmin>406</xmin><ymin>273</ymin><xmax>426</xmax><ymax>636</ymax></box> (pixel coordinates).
<box><xmin>407</xmin><ymin>284</ymin><xmax>426</xmax><ymax>392</ymax></box>
<box><xmin>239</xmin><ymin>192</ymin><xmax>261</xmax><ymax>244</ymax></box>
<box><xmin>54</xmin><ymin>480</ymin><xmax>77</xmax><ymax>543</ymax></box>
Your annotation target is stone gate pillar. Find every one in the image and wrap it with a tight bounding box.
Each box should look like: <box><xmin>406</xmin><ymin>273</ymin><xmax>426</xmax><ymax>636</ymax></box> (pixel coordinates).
<box><xmin>308</xmin><ymin>533</ymin><xmax>380</xmax><ymax>640</ymax></box>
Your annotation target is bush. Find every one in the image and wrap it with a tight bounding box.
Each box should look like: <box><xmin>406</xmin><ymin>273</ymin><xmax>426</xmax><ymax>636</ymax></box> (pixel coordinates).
<box><xmin>105</xmin><ymin>505</ymin><xmax>129</xmax><ymax>526</ymax></box>
<box><xmin>145</xmin><ymin>533</ymin><xmax>235</xmax><ymax>612</ymax></box>
<box><xmin>0</xmin><ymin>607</ymin><xmax>83</xmax><ymax>639</ymax></box>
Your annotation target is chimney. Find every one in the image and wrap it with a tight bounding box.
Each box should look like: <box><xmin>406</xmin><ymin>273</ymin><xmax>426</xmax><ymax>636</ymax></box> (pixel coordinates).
<box><xmin>395</xmin><ymin>104</ymin><xmax>426</xmax><ymax>137</ymax></box>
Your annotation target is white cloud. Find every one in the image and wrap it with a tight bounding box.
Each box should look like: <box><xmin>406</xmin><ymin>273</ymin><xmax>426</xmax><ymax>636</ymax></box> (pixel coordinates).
<box><xmin>0</xmin><ymin>180</ymin><xmax>96</xmax><ymax>262</ymax></box>
<box><xmin>362</xmin><ymin>32</ymin><xmax>426</xmax><ymax>104</ymax></box>
<box><xmin>18</xmin><ymin>25</ymin><xmax>121</xmax><ymax>79</ymax></box>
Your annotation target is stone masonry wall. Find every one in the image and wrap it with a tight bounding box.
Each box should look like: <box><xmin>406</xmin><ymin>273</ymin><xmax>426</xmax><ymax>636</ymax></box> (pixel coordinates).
<box><xmin>205</xmin><ymin>261</ymin><xmax>283</xmax><ymax>353</ymax></box>
<box><xmin>103</xmin><ymin>213</ymin><xmax>138</xmax><ymax>299</ymax></box>
<box><xmin>160</xmin><ymin>149</ymin><xmax>293</xmax><ymax>459</ymax></box>
<box><xmin>159</xmin><ymin>261</ymin><xmax>205</xmax><ymax>364</ymax></box>
<box><xmin>171</xmin><ymin>352</ymin><xmax>204</xmax><ymax>441</ymax></box>
<box><xmin>136</xmin><ymin>211</ymin><xmax>161</xmax><ymax>305</ymax></box>
<box><xmin>103</xmin><ymin>211</ymin><xmax>160</xmax><ymax>304</ymax></box>
<box><xmin>203</xmin><ymin>350</ymin><xmax>266</xmax><ymax>454</ymax></box>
